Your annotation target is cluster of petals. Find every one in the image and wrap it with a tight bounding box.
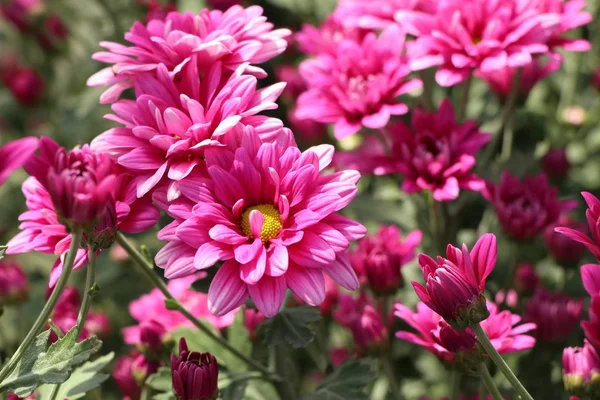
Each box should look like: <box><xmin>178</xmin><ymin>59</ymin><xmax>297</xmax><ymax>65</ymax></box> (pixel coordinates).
<box><xmin>413</xmin><ymin>233</ymin><xmax>497</xmax><ymax>328</ymax></box>
<box><xmin>333</xmin><ymin>293</ymin><xmax>388</xmax><ymax>351</ymax></box>
<box><xmin>524</xmin><ymin>289</ymin><xmax>584</xmax><ymax>342</ymax></box>
<box><xmin>91</xmin><ymin>62</ymin><xmax>290</xmax><ymax>199</ymax></box>
<box><xmin>6</xmin><ymin>139</ymin><xmax>160</xmax><ymax>286</ymax></box>
<box><xmin>334</xmin><ymin>0</ymin><xmax>436</xmax><ymax>30</ymax></box>
<box><xmin>113</xmin><ymin>350</ymin><xmax>158</xmax><ymax>400</ymax></box>
<box><xmin>154</xmin><ymin>128</ymin><xmax>366</xmax><ymax>317</ymax></box>
<box><xmin>123</xmin><ymin>274</ymin><xmax>236</xmax><ymax>347</ymax></box>
<box><xmin>0</xmin><ymin>136</ymin><xmax>38</xmax><ymax>186</ymax></box>
<box><xmin>556</xmin><ymin>192</ymin><xmax>600</xmax><ymax>260</ymax></box>
<box><xmin>296</xmin><ymin>24</ymin><xmax>422</xmax><ymax>139</ymax></box>
<box><xmin>563</xmin><ymin>340</ymin><xmax>600</xmax><ymax>392</ymax></box>
<box><xmin>580</xmin><ymin>264</ymin><xmax>600</xmax><ymax>350</ymax></box>
<box><xmin>0</xmin><ymin>261</ymin><xmax>28</xmax><ymax>304</ymax></box>
<box><xmin>396</xmin><ymin>0</ymin><xmax>563</xmax><ymax>87</ymax></box>
<box><xmin>485</xmin><ymin>172</ymin><xmax>576</xmax><ymax>241</ymax></box>
<box><xmin>87</xmin><ymin>5</ymin><xmax>291</xmax><ymax>103</ymax></box>
<box><xmin>544</xmin><ymin>214</ymin><xmax>586</xmax><ymax>266</ymax></box>
<box><xmin>395</xmin><ymin>300</ymin><xmax>536</xmax><ymax>363</ymax></box>
<box><xmin>295</xmin><ymin>15</ymin><xmax>369</xmax><ymax>57</ymax></box>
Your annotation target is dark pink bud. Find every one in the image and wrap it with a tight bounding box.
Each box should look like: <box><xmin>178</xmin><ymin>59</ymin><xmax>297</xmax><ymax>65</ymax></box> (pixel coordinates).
<box><xmin>542</xmin><ymin>148</ymin><xmax>570</xmax><ymax>181</ymax></box>
<box><xmin>37</xmin><ymin>15</ymin><xmax>69</xmax><ymax>50</ymax></box>
<box><xmin>329</xmin><ymin>348</ymin><xmax>350</xmax><ymax>368</ymax></box>
<box><xmin>140</xmin><ymin>319</ymin><xmax>167</xmax><ymax>353</ymax></box>
<box><xmin>545</xmin><ymin>216</ymin><xmax>586</xmax><ymax>266</ymax></box>
<box><xmin>525</xmin><ymin>289</ymin><xmax>583</xmax><ymax>342</ymax></box>
<box><xmin>114</xmin><ymin>352</ymin><xmax>158</xmax><ymax>400</ymax></box>
<box><xmin>413</xmin><ymin>234</ymin><xmax>497</xmax><ymax>329</ymax></box>
<box><xmin>594</xmin><ymin>68</ymin><xmax>600</xmax><ymax>92</ymax></box>
<box><xmin>556</xmin><ymin>192</ymin><xmax>600</xmax><ymax>261</ymax></box>
<box><xmin>171</xmin><ymin>338</ymin><xmax>219</xmax><ymax>400</ymax></box>
<box><xmin>0</xmin><ymin>0</ymin><xmax>43</xmax><ymax>33</ymax></box>
<box><xmin>243</xmin><ymin>309</ymin><xmax>265</xmax><ymax>341</ymax></box>
<box><xmin>275</xmin><ymin>65</ymin><xmax>306</xmax><ymax>100</ymax></box>
<box><xmin>351</xmin><ymin>305</ymin><xmax>388</xmax><ymax>351</ymax></box>
<box><xmin>484</xmin><ymin>172</ymin><xmax>575</xmax><ymax>241</ymax></box>
<box><xmin>514</xmin><ymin>263</ymin><xmax>539</xmax><ymax>294</ymax></box>
<box><xmin>2</xmin><ymin>66</ymin><xmax>44</xmax><ymax>106</ymax></box>
<box><xmin>206</xmin><ymin>0</ymin><xmax>243</xmax><ymax>11</ymax></box>
<box><xmin>563</xmin><ymin>341</ymin><xmax>600</xmax><ymax>397</ymax></box>
<box><xmin>434</xmin><ymin>320</ymin><xmax>478</xmax><ymax>356</ymax></box>
<box><xmin>582</xmin><ymin>295</ymin><xmax>600</xmax><ymax>350</ymax></box>
<box><xmin>0</xmin><ymin>261</ymin><xmax>28</xmax><ymax>304</ymax></box>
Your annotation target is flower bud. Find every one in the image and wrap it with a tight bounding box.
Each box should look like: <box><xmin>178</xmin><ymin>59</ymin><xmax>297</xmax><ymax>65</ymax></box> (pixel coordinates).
<box><xmin>515</xmin><ymin>263</ymin><xmax>539</xmax><ymax>294</ymax></box>
<box><xmin>140</xmin><ymin>319</ymin><xmax>167</xmax><ymax>353</ymax></box>
<box><xmin>2</xmin><ymin>66</ymin><xmax>44</xmax><ymax>106</ymax></box>
<box><xmin>37</xmin><ymin>15</ymin><xmax>68</xmax><ymax>50</ymax></box>
<box><xmin>545</xmin><ymin>216</ymin><xmax>586</xmax><ymax>267</ymax></box>
<box><xmin>207</xmin><ymin>0</ymin><xmax>243</xmax><ymax>11</ymax></box>
<box><xmin>113</xmin><ymin>352</ymin><xmax>158</xmax><ymax>400</ymax></box>
<box><xmin>243</xmin><ymin>309</ymin><xmax>265</xmax><ymax>342</ymax></box>
<box><xmin>171</xmin><ymin>338</ymin><xmax>219</xmax><ymax>400</ymax></box>
<box><xmin>525</xmin><ymin>289</ymin><xmax>583</xmax><ymax>342</ymax></box>
<box><xmin>352</xmin><ymin>305</ymin><xmax>388</xmax><ymax>352</ymax></box>
<box><xmin>563</xmin><ymin>341</ymin><xmax>600</xmax><ymax>398</ymax></box>
<box><xmin>0</xmin><ymin>261</ymin><xmax>28</xmax><ymax>305</ymax></box>
<box><xmin>542</xmin><ymin>148</ymin><xmax>570</xmax><ymax>181</ymax></box>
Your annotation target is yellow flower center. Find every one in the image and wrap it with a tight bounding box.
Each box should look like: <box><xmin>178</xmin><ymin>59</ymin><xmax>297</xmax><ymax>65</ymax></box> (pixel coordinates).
<box><xmin>241</xmin><ymin>204</ymin><xmax>282</xmax><ymax>243</ymax></box>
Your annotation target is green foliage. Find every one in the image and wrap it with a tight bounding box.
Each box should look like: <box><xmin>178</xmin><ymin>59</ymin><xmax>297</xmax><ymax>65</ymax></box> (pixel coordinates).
<box><xmin>260</xmin><ymin>306</ymin><xmax>321</xmax><ymax>348</ymax></box>
<box><xmin>311</xmin><ymin>360</ymin><xmax>377</xmax><ymax>400</ymax></box>
<box><xmin>145</xmin><ymin>367</ymin><xmax>172</xmax><ymax>393</ymax></box>
<box><xmin>37</xmin><ymin>352</ymin><xmax>114</xmax><ymax>399</ymax></box>
<box><xmin>0</xmin><ymin>328</ymin><xmax>102</xmax><ymax>396</ymax></box>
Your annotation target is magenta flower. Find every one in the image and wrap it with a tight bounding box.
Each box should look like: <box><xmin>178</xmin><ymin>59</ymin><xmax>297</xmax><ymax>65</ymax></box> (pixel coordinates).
<box><xmin>2</xmin><ymin>66</ymin><xmax>44</xmax><ymax>106</ymax></box>
<box><xmin>243</xmin><ymin>308</ymin><xmax>265</xmax><ymax>341</ymax></box>
<box><xmin>413</xmin><ymin>233</ymin><xmax>497</xmax><ymax>329</ymax></box>
<box><xmin>542</xmin><ymin>147</ymin><xmax>571</xmax><ymax>181</ymax></box>
<box><xmin>524</xmin><ymin>289</ymin><xmax>583</xmax><ymax>342</ymax></box>
<box><xmin>155</xmin><ymin>128</ymin><xmax>365</xmax><ymax>317</ymax></box>
<box><xmin>485</xmin><ymin>172</ymin><xmax>575</xmax><ymax>241</ymax></box>
<box><xmin>581</xmin><ymin>264</ymin><xmax>600</xmax><ymax>297</ymax></box>
<box><xmin>334</xmin><ymin>0</ymin><xmax>436</xmax><ymax>30</ymax></box>
<box><xmin>91</xmin><ymin>63</ymin><xmax>290</xmax><ymax>198</ymax></box>
<box><xmin>0</xmin><ymin>261</ymin><xmax>28</xmax><ymax>305</ymax></box>
<box><xmin>582</xmin><ymin>295</ymin><xmax>600</xmax><ymax>351</ymax></box>
<box><xmin>296</xmin><ymin>24</ymin><xmax>421</xmax><ymax>139</ymax></box>
<box><xmin>556</xmin><ymin>192</ymin><xmax>600</xmax><ymax>260</ymax></box>
<box><xmin>295</xmin><ymin>15</ymin><xmax>368</xmax><ymax>57</ymax></box>
<box><xmin>535</xmin><ymin>0</ymin><xmax>592</xmax><ymax>52</ymax></box>
<box><xmin>87</xmin><ymin>6</ymin><xmax>291</xmax><ymax>103</ymax></box>
<box><xmin>208</xmin><ymin>0</ymin><xmax>244</xmax><ymax>11</ymax></box>
<box><xmin>563</xmin><ymin>340</ymin><xmax>600</xmax><ymax>396</ymax></box>
<box><xmin>334</xmin><ymin>294</ymin><xmax>388</xmax><ymax>352</ymax></box>
<box><xmin>0</xmin><ymin>136</ymin><xmax>38</xmax><ymax>186</ymax></box>
<box><xmin>0</xmin><ymin>0</ymin><xmax>42</xmax><ymax>33</ymax></box>
<box><xmin>139</xmin><ymin>319</ymin><xmax>168</xmax><ymax>353</ymax></box>
<box><xmin>391</xmin><ymin>100</ymin><xmax>491</xmax><ymax>201</ymax></box>
<box><xmin>395</xmin><ymin>301</ymin><xmax>536</xmax><ymax>363</ymax></box>
<box><xmin>287</xmin><ymin>108</ymin><xmax>328</xmax><ymax>145</ymax></box>
<box><xmin>171</xmin><ymin>338</ymin><xmax>219</xmax><ymax>400</ymax></box>
<box><xmin>350</xmin><ymin>225</ymin><xmax>422</xmax><ymax>294</ymax></box>
<box><xmin>544</xmin><ymin>215</ymin><xmax>586</xmax><ymax>266</ymax></box>
<box><xmin>113</xmin><ymin>351</ymin><xmax>159</xmax><ymax>400</ymax></box>
<box><xmin>332</xmin><ymin>135</ymin><xmax>395</xmax><ymax>177</ymax></box>
<box><xmin>514</xmin><ymin>263</ymin><xmax>539</xmax><ymax>294</ymax></box>
<box><xmin>397</xmin><ymin>0</ymin><xmax>559</xmax><ymax>87</ymax></box>
<box><xmin>123</xmin><ymin>274</ymin><xmax>236</xmax><ymax>347</ymax></box>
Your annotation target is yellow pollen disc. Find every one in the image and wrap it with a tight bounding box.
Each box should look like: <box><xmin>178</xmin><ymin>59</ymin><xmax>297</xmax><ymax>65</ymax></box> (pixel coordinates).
<box><xmin>241</xmin><ymin>204</ymin><xmax>282</xmax><ymax>243</ymax></box>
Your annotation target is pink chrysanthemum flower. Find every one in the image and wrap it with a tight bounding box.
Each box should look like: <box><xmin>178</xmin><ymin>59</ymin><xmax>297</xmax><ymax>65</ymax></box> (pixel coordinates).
<box><xmin>334</xmin><ymin>294</ymin><xmax>388</xmax><ymax>352</ymax></box>
<box><xmin>582</xmin><ymin>294</ymin><xmax>600</xmax><ymax>351</ymax></box>
<box><xmin>556</xmin><ymin>192</ymin><xmax>600</xmax><ymax>261</ymax></box>
<box><xmin>524</xmin><ymin>289</ymin><xmax>584</xmax><ymax>342</ymax></box>
<box><xmin>296</xmin><ymin>25</ymin><xmax>422</xmax><ymax>139</ymax></box>
<box><xmin>92</xmin><ymin>63</ymin><xmax>291</xmax><ymax>199</ymax></box>
<box><xmin>395</xmin><ymin>301</ymin><xmax>536</xmax><ymax>363</ymax></box>
<box><xmin>123</xmin><ymin>274</ymin><xmax>236</xmax><ymax>347</ymax></box>
<box><xmin>87</xmin><ymin>6</ymin><xmax>291</xmax><ymax>104</ymax></box>
<box><xmin>563</xmin><ymin>340</ymin><xmax>600</xmax><ymax>396</ymax></box>
<box><xmin>154</xmin><ymin>128</ymin><xmax>366</xmax><ymax>317</ymax></box>
<box><xmin>391</xmin><ymin>100</ymin><xmax>491</xmax><ymax>201</ymax></box>
<box><xmin>531</xmin><ymin>0</ymin><xmax>592</xmax><ymax>52</ymax></box>
<box><xmin>334</xmin><ymin>0</ymin><xmax>437</xmax><ymax>30</ymax></box>
<box><xmin>397</xmin><ymin>0</ymin><xmax>560</xmax><ymax>87</ymax></box>
<box><xmin>0</xmin><ymin>136</ymin><xmax>38</xmax><ymax>186</ymax></box>
<box><xmin>413</xmin><ymin>234</ymin><xmax>497</xmax><ymax>329</ymax></box>
<box><xmin>295</xmin><ymin>15</ymin><xmax>369</xmax><ymax>57</ymax></box>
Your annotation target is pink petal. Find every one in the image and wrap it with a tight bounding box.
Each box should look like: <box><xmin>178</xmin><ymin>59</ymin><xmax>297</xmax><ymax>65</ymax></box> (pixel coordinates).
<box><xmin>208</xmin><ymin>260</ymin><xmax>249</xmax><ymax>316</ymax></box>
<box><xmin>286</xmin><ymin>266</ymin><xmax>325</xmax><ymax>306</ymax></box>
<box><xmin>247</xmin><ymin>276</ymin><xmax>287</xmax><ymax>318</ymax></box>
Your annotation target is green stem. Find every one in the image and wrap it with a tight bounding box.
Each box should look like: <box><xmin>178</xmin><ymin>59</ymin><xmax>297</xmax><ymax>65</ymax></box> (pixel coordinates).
<box><xmin>457</xmin><ymin>72</ymin><xmax>473</xmax><ymax>122</ymax></box>
<box><xmin>418</xmin><ymin>70</ymin><xmax>435</xmax><ymax>111</ymax></box>
<box><xmin>449</xmin><ymin>369</ymin><xmax>460</xmax><ymax>400</ymax></box>
<box><xmin>473</xmin><ymin>324</ymin><xmax>533</xmax><ymax>400</ymax></box>
<box><xmin>502</xmin><ymin>241</ymin><xmax>519</xmax><ymax>292</ymax></box>
<box><xmin>427</xmin><ymin>192</ymin><xmax>445</xmax><ymax>254</ymax></box>
<box><xmin>272</xmin><ymin>346</ymin><xmax>297</xmax><ymax>400</ymax></box>
<box><xmin>381</xmin><ymin>355</ymin><xmax>403</xmax><ymax>400</ymax></box>
<box><xmin>75</xmin><ymin>248</ymin><xmax>97</xmax><ymax>338</ymax></box>
<box><xmin>478</xmin><ymin>363</ymin><xmax>503</xmax><ymax>400</ymax></box>
<box><xmin>115</xmin><ymin>232</ymin><xmax>276</xmax><ymax>379</ymax></box>
<box><xmin>49</xmin><ymin>382</ymin><xmax>61</xmax><ymax>400</ymax></box>
<box><xmin>0</xmin><ymin>231</ymin><xmax>82</xmax><ymax>384</ymax></box>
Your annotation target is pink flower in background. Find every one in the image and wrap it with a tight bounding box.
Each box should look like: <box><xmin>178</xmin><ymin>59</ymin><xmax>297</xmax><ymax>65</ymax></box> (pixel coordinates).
<box><xmin>350</xmin><ymin>225</ymin><xmax>422</xmax><ymax>294</ymax></box>
<box><xmin>296</xmin><ymin>25</ymin><xmax>421</xmax><ymax>139</ymax></box>
<box><xmin>170</xmin><ymin>338</ymin><xmax>219</xmax><ymax>400</ymax></box>
<box><xmin>542</xmin><ymin>147</ymin><xmax>571</xmax><ymax>180</ymax></box>
<box><xmin>155</xmin><ymin>128</ymin><xmax>365</xmax><ymax>317</ymax></box>
<box><xmin>37</xmin><ymin>15</ymin><xmax>69</xmax><ymax>50</ymax></box>
<box><xmin>87</xmin><ymin>6</ymin><xmax>291</xmax><ymax>103</ymax></box>
<box><xmin>544</xmin><ymin>215</ymin><xmax>586</xmax><ymax>266</ymax></box>
<box><xmin>332</xmin><ymin>135</ymin><xmax>395</xmax><ymax>177</ymax></box>
<box><xmin>413</xmin><ymin>233</ymin><xmax>497</xmax><ymax>329</ymax></box>
<box><xmin>2</xmin><ymin>66</ymin><xmax>44</xmax><ymax>106</ymax></box>
<box><xmin>593</xmin><ymin>68</ymin><xmax>600</xmax><ymax>92</ymax></box>
<box><xmin>113</xmin><ymin>351</ymin><xmax>159</xmax><ymax>400</ymax></box>
<box><xmin>335</xmin><ymin>0</ymin><xmax>437</xmax><ymax>30</ymax></box>
<box><xmin>334</xmin><ymin>294</ymin><xmax>388</xmax><ymax>352</ymax></box>
<box><xmin>136</xmin><ymin>0</ymin><xmax>177</xmax><ymax>21</ymax></box>
<box><xmin>485</xmin><ymin>172</ymin><xmax>575</xmax><ymax>241</ymax></box>
<box><xmin>275</xmin><ymin>65</ymin><xmax>306</xmax><ymax>101</ymax></box>
<box><xmin>581</xmin><ymin>264</ymin><xmax>600</xmax><ymax>297</ymax></box>
<box><xmin>295</xmin><ymin>16</ymin><xmax>368</xmax><ymax>57</ymax></box>
<box><xmin>0</xmin><ymin>136</ymin><xmax>38</xmax><ymax>186</ymax></box>
<box><xmin>92</xmin><ymin>63</ymin><xmax>289</xmax><ymax>199</ymax></box>
<box><xmin>514</xmin><ymin>263</ymin><xmax>539</xmax><ymax>294</ymax></box>
<box><xmin>391</xmin><ymin>100</ymin><xmax>491</xmax><ymax>201</ymax></box>
<box><xmin>397</xmin><ymin>0</ymin><xmax>559</xmax><ymax>86</ymax></box>
<box><xmin>0</xmin><ymin>0</ymin><xmax>42</xmax><ymax>33</ymax></box>
<box><xmin>123</xmin><ymin>274</ymin><xmax>236</xmax><ymax>347</ymax></box>
<box><xmin>556</xmin><ymin>192</ymin><xmax>600</xmax><ymax>260</ymax></box>
<box><xmin>244</xmin><ymin>308</ymin><xmax>265</xmax><ymax>341</ymax></box>
<box><xmin>477</xmin><ymin>55</ymin><xmax>562</xmax><ymax>99</ymax></box>
<box><xmin>208</xmin><ymin>0</ymin><xmax>244</xmax><ymax>12</ymax></box>
<box><xmin>395</xmin><ymin>301</ymin><xmax>536</xmax><ymax>363</ymax></box>
<box><xmin>287</xmin><ymin>108</ymin><xmax>328</xmax><ymax>145</ymax></box>
<box><xmin>563</xmin><ymin>340</ymin><xmax>600</xmax><ymax>394</ymax></box>
<box><xmin>495</xmin><ymin>289</ymin><xmax>519</xmax><ymax>310</ymax></box>
<box><xmin>532</xmin><ymin>0</ymin><xmax>592</xmax><ymax>52</ymax></box>
<box><xmin>582</xmin><ymin>295</ymin><xmax>600</xmax><ymax>350</ymax></box>
<box><xmin>0</xmin><ymin>261</ymin><xmax>29</xmax><ymax>305</ymax></box>
<box><xmin>524</xmin><ymin>289</ymin><xmax>584</xmax><ymax>342</ymax></box>
<box><xmin>329</xmin><ymin>348</ymin><xmax>350</xmax><ymax>368</ymax></box>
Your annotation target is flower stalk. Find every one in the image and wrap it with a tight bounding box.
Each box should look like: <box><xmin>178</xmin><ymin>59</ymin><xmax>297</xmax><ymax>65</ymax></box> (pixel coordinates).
<box><xmin>478</xmin><ymin>363</ymin><xmax>503</xmax><ymax>400</ymax></box>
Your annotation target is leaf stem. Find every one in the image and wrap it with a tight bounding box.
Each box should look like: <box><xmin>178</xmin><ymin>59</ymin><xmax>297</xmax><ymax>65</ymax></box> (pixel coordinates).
<box><xmin>449</xmin><ymin>369</ymin><xmax>460</xmax><ymax>400</ymax></box>
<box><xmin>115</xmin><ymin>232</ymin><xmax>277</xmax><ymax>379</ymax></box>
<box><xmin>478</xmin><ymin>363</ymin><xmax>503</xmax><ymax>400</ymax></box>
<box><xmin>0</xmin><ymin>231</ymin><xmax>82</xmax><ymax>384</ymax></box>
<box><xmin>473</xmin><ymin>324</ymin><xmax>533</xmax><ymax>400</ymax></box>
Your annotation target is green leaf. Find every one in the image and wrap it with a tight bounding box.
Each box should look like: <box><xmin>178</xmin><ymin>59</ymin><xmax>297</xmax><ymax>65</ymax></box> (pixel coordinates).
<box><xmin>178</xmin><ymin>0</ymin><xmax>206</xmax><ymax>13</ymax></box>
<box><xmin>145</xmin><ymin>367</ymin><xmax>172</xmax><ymax>392</ymax></box>
<box><xmin>172</xmin><ymin>325</ymin><xmax>236</xmax><ymax>371</ymax></box>
<box><xmin>311</xmin><ymin>360</ymin><xmax>376</xmax><ymax>400</ymax></box>
<box><xmin>0</xmin><ymin>328</ymin><xmax>103</xmax><ymax>396</ymax></box>
<box><xmin>243</xmin><ymin>379</ymin><xmax>279</xmax><ymax>400</ymax></box>
<box><xmin>220</xmin><ymin>376</ymin><xmax>248</xmax><ymax>400</ymax></box>
<box><xmin>37</xmin><ymin>352</ymin><xmax>114</xmax><ymax>399</ymax></box>
<box><xmin>225</xmin><ymin>311</ymin><xmax>252</xmax><ymax>372</ymax></box>
<box><xmin>260</xmin><ymin>306</ymin><xmax>321</xmax><ymax>348</ymax></box>
<box><xmin>153</xmin><ymin>393</ymin><xmax>176</xmax><ymax>400</ymax></box>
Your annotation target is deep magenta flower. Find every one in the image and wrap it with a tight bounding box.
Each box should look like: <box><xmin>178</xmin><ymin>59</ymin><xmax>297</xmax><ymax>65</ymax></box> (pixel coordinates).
<box><xmin>397</xmin><ymin>0</ymin><xmax>559</xmax><ymax>87</ymax></box>
<box><xmin>556</xmin><ymin>192</ymin><xmax>600</xmax><ymax>260</ymax></box>
<box><xmin>243</xmin><ymin>308</ymin><xmax>265</xmax><ymax>341</ymax></box>
<box><xmin>391</xmin><ymin>100</ymin><xmax>491</xmax><ymax>201</ymax></box>
<box><xmin>334</xmin><ymin>0</ymin><xmax>436</xmax><ymax>30</ymax></box>
<box><xmin>0</xmin><ymin>261</ymin><xmax>28</xmax><ymax>305</ymax></box>
<box><xmin>0</xmin><ymin>0</ymin><xmax>41</xmax><ymax>33</ymax></box>
<box><xmin>296</xmin><ymin>24</ymin><xmax>421</xmax><ymax>139</ymax></box>
<box><xmin>524</xmin><ymin>289</ymin><xmax>583</xmax><ymax>342</ymax></box>
<box><xmin>350</xmin><ymin>225</ymin><xmax>422</xmax><ymax>294</ymax></box>
<box><xmin>154</xmin><ymin>128</ymin><xmax>365</xmax><ymax>317</ymax></box>
<box><xmin>37</xmin><ymin>15</ymin><xmax>69</xmax><ymax>51</ymax></box>
<box><xmin>545</xmin><ymin>215</ymin><xmax>586</xmax><ymax>266</ymax></box>
<box><xmin>295</xmin><ymin>15</ymin><xmax>368</xmax><ymax>57</ymax></box>
<box><xmin>87</xmin><ymin>6</ymin><xmax>291</xmax><ymax>103</ymax></box>
<box><xmin>413</xmin><ymin>234</ymin><xmax>497</xmax><ymax>329</ymax></box>
<box><xmin>2</xmin><ymin>66</ymin><xmax>44</xmax><ymax>106</ymax></box>
<box><xmin>395</xmin><ymin>301</ymin><xmax>536</xmax><ymax>363</ymax></box>
<box><xmin>139</xmin><ymin>319</ymin><xmax>168</xmax><ymax>353</ymax></box>
<box><xmin>485</xmin><ymin>172</ymin><xmax>575</xmax><ymax>241</ymax></box>
<box><xmin>113</xmin><ymin>351</ymin><xmax>159</xmax><ymax>400</ymax></box>
<box><xmin>334</xmin><ymin>294</ymin><xmax>388</xmax><ymax>352</ymax></box>
<box><xmin>0</xmin><ymin>136</ymin><xmax>38</xmax><ymax>186</ymax></box>
<box><xmin>582</xmin><ymin>295</ymin><xmax>600</xmax><ymax>351</ymax></box>
<box><xmin>207</xmin><ymin>0</ymin><xmax>244</xmax><ymax>12</ymax></box>
<box><xmin>542</xmin><ymin>147</ymin><xmax>571</xmax><ymax>181</ymax></box>
<box><xmin>91</xmin><ymin>63</ymin><xmax>290</xmax><ymax>198</ymax></box>
<box><xmin>535</xmin><ymin>0</ymin><xmax>592</xmax><ymax>52</ymax></box>
<box><xmin>123</xmin><ymin>274</ymin><xmax>236</xmax><ymax>347</ymax></box>
<box><xmin>563</xmin><ymin>340</ymin><xmax>600</xmax><ymax>397</ymax></box>
<box><xmin>514</xmin><ymin>263</ymin><xmax>539</xmax><ymax>294</ymax></box>
<box><xmin>171</xmin><ymin>338</ymin><xmax>219</xmax><ymax>400</ymax></box>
